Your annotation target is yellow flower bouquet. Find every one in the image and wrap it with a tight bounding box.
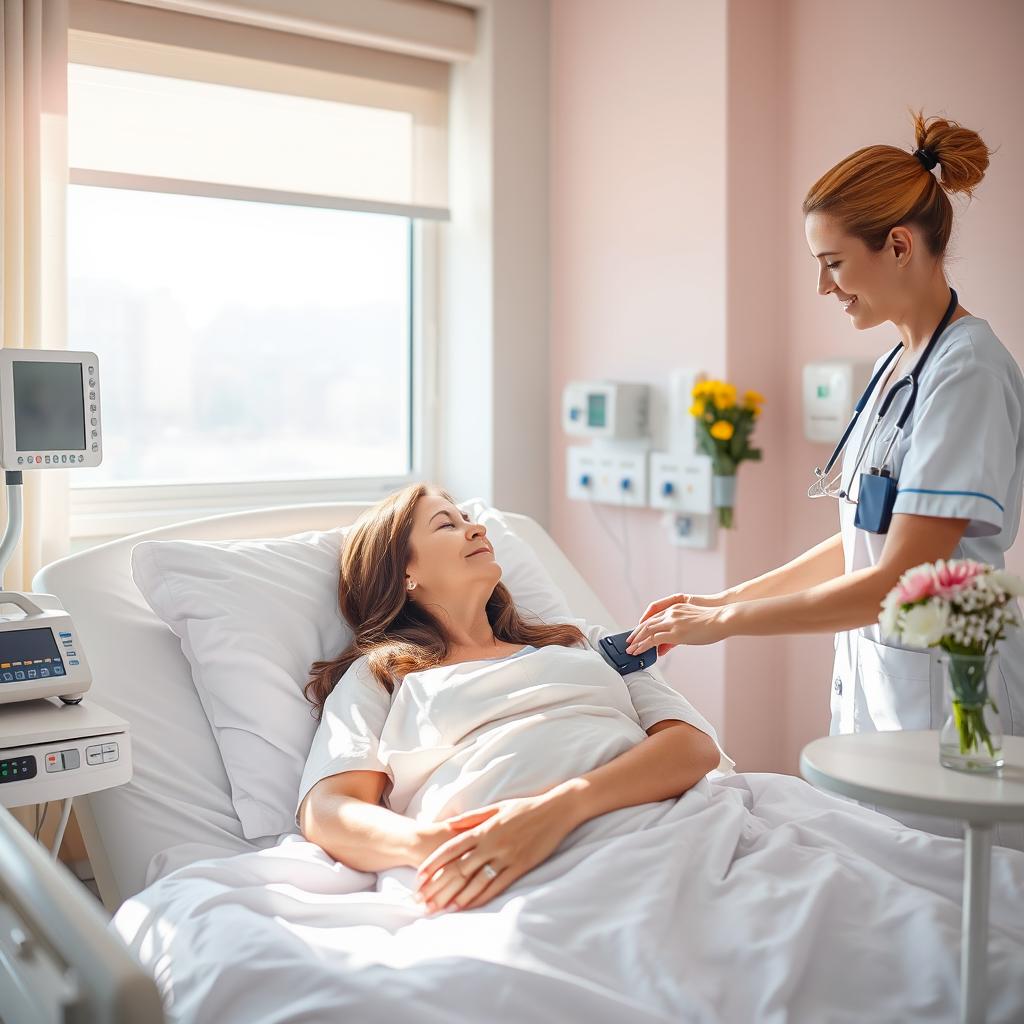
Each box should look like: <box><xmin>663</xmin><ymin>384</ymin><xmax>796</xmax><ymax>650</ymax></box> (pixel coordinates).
<box><xmin>689</xmin><ymin>380</ymin><xmax>764</xmax><ymax>528</ymax></box>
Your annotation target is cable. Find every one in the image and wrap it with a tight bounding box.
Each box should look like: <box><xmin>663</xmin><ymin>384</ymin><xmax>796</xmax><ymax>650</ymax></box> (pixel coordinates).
<box><xmin>34</xmin><ymin>801</ymin><xmax>50</xmax><ymax>840</ymax></box>
<box><xmin>50</xmin><ymin>798</ymin><xmax>73</xmax><ymax>859</ymax></box>
<box><xmin>590</xmin><ymin>497</ymin><xmax>643</xmax><ymax>613</ymax></box>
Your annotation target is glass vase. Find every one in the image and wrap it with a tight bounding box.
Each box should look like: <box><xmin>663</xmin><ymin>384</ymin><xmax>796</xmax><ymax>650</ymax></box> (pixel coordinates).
<box><xmin>712</xmin><ymin>474</ymin><xmax>736</xmax><ymax>529</ymax></box>
<box><xmin>938</xmin><ymin>652</ymin><xmax>1004</xmax><ymax>773</ymax></box>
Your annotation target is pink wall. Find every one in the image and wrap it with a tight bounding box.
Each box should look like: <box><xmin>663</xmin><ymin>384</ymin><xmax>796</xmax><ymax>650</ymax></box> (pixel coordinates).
<box><xmin>550</xmin><ymin>0</ymin><xmax>731</xmax><ymax>735</ymax></box>
<box><xmin>550</xmin><ymin>0</ymin><xmax>1024</xmax><ymax>772</ymax></box>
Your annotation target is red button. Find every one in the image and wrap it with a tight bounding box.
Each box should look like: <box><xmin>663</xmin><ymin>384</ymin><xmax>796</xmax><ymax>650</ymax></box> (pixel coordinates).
<box><xmin>35</xmin><ymin>456</ymin><xmax>42</xmax><ymax>464</ymax></box>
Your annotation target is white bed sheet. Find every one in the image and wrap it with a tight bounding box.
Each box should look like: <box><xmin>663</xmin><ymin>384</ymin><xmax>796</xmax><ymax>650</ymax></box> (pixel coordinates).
<box><xmin>114</xmin><ymin>772</ymin><xmax>1024</xmax><ymax>1024</ymax></box>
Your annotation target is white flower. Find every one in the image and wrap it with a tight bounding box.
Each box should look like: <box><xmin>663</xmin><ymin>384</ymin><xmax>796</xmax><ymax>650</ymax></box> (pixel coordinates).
<box><xmin>989</xmin><ymin>570</ymin><xmax>1024</xmax><ymax>598</ymax></box>
<box><xmin>900</xmin><ymin>600</ymin><xmax>949</xmax><ymax>648</ymax></box>
<box><xmin>879</xmin><ymin>592</ymin><xmax>902</xmax><ymax>638</ymax></box>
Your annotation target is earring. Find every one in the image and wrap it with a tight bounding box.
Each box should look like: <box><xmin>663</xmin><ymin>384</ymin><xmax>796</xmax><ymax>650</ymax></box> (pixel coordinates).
<box><xmin>407</xmin><ymin>580</ymin><xmax>416</xmax><ymax>592</ymax></box>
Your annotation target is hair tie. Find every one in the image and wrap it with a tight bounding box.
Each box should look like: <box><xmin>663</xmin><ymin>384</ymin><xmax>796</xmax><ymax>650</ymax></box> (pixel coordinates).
<box><xmin>914</xmin><ymin>147</ymin><xmax>939</xmax><ymax>172</ymax></box>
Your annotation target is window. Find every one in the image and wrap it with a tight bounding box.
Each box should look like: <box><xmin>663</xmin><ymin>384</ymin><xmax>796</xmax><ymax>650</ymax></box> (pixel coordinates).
<box><xmin>68</xmin><ymin>183</ymin><xmax>413</xmax><ymax>487</ymax></box>
<box><xmin>65</xmin><ymin>20</ymin><xmax>449</xmax><ymax>536</ymax></box>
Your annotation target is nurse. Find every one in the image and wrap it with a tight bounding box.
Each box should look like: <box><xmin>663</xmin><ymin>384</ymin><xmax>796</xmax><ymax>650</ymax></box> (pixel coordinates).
<box><xmin>627</xmin><ymin>112</ymin><xmax>1024</xmax><ymax>769</ymax></box>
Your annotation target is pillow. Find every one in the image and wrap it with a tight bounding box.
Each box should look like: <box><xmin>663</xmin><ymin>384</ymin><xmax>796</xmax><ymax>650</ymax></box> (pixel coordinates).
<box><xmin>131</xmin><ymin>500</ymin><xmax>573</xmax><ymax>839</ymax></box>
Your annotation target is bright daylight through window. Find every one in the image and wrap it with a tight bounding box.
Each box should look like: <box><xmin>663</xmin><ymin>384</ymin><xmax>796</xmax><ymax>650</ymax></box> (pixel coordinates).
<box><xmin>66</xmin><ymin>64</ymin><xmax>416</xmax><ymax>489</ymax></box>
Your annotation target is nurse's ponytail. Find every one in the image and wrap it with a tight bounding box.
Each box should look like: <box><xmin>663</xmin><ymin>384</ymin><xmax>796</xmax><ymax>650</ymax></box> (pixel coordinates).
<box><xmin>911</xmin><ymin>111</ymin><xmax>990</xmax><ymax>198</ymax></box>
<box><xmin>803</xmin><ymin>110</ymin><xmax>994</xmax><ymax>258</ymax></box>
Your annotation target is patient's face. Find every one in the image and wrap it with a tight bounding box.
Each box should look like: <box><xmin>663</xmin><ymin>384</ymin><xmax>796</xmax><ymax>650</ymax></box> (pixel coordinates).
<box><xmin>405</xmin><ymin>493</ymin><xmax>501</xmax><ymax>601</ymax></box>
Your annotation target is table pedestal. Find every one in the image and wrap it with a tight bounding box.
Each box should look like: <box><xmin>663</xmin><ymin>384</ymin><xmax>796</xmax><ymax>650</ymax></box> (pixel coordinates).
<box><xmin>961</xmin><ymin>822</ymin><xmax>992</xmax><ymax>1024</ymax></box>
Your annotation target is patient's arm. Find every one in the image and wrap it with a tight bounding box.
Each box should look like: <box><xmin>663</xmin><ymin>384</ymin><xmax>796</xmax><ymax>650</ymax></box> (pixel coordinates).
<box><xmin>416</xmin><ymin>720</ymin><xmax>718</xmax><ymax>912</ymax></box>
<box><xmin>550</xmin><ymin>719</ymin><xmax>719</xmax><ymax>828</ymax></box>
<box><xmin>299</xmin><ymin>771</ymin><xmax>491</xmax><ymax>872</ymax></box>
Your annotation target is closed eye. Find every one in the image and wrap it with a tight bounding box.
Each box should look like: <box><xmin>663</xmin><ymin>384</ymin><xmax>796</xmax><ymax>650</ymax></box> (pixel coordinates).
<box><xmin>826</xmin><ymin>261</ymin><xmax>841</xmax><ymax>271</ymax></box>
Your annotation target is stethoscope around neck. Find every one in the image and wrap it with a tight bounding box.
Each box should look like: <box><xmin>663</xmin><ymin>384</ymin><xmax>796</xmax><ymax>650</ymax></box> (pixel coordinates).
<box><xmin>808</xmin><ymin>288</ymin><xmax>959</xmax><ymax>503</ymax></box>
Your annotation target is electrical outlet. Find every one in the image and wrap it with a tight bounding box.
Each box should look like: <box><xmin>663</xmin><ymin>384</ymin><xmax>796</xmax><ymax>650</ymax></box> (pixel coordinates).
<box><xmin>662</xmin><ymin>511</ymin><xmax>716</xmax><ymax>549</ymax></box>
<box><xmin>567</xmin><ymin>446</ymin><xmax>599</xmax><ymax>501</ymax></box>
<box><xmin>649</xmin><ymin>453</ymin><xmax>713</xmax><ymax>513</ymax></box>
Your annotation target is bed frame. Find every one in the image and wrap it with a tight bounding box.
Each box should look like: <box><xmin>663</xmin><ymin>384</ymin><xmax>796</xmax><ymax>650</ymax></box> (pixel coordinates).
<box><xmin>0</xmin><ymin>502</ymin><xmax>611</xmax><ymax>1024</ymax></box>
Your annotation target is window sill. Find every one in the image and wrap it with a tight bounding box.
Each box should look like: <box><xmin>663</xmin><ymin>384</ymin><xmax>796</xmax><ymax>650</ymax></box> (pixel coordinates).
<box><xmin>69</xmin><ymin>475</ymin><xmax>416</xmax><ymax>546</ymax></box>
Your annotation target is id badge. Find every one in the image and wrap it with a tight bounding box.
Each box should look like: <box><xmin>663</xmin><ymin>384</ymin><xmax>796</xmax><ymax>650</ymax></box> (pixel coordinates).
<box><xmin>854</xmin><ymin>471</ymin><xmax>898</xmax><ymax>535</ymax></box>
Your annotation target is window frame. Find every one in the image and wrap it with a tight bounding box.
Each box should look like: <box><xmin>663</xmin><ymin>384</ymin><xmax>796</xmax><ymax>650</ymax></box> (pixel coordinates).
<box><xmin>66</xmin><ymin>72</ymin><xmax>440</xmax><ymax>542</ymax></box>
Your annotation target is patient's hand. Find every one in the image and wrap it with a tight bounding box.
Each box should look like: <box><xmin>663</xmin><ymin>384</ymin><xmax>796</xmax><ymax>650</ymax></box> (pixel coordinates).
<box><xmin>412</xmin><ymin>808</ymin><xmax>500</xmax><ymax>866</ymax></box>
<box><xmin>413</xmin><ymin>796</ymin><xmax>573</xmax><ymax>914</ymax></box>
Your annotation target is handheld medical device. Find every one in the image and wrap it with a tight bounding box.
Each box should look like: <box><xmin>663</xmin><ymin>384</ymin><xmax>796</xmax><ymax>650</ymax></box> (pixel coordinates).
<box><xmin>808</xmin><ymin>289</ymin><xmax>959</xmax><ymax>535</ymax></box>
<box><xmin>599</xmin><ymin>630</ymin><xmax>657</xmax><ymax>674</ymax></box>
<box><xmin>562</xmin><ymin>381</ymin><xmax>649</xmax><ymax>441</ymax></box>
<box><xmin>0</xmin><ymin>348</ymin><xmax>102</xmax><ymax>469</ymax></box>
<box><xmin>0</xmin><ymin>348</ymin><xmax>102</xmax><ymax>705</ymax></box>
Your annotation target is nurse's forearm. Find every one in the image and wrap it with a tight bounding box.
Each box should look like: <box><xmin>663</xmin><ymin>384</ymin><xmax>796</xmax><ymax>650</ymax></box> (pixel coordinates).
<box><xmin>723</xmin><ymin>532</ymin><xmax>844</xmax><ymax>603</ymax></box>
<box><xmin>722</xmin><ymin>564</ymin><xmax>890</xmax><ymax>636</ymax></box>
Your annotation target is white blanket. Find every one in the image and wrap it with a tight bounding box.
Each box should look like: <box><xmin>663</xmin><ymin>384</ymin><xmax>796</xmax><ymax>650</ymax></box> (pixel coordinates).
<box><xmin>114</xmin><ymin>646</ymin><xmax>1024</xmax><ymax>1022</ymax></box>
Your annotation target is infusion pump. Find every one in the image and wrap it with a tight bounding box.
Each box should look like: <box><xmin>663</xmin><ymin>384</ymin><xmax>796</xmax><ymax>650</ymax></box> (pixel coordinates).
<box><xmin>0</xmin><ymin>593</ymin><xmax>90</xmax><ymax>706</ymax></box>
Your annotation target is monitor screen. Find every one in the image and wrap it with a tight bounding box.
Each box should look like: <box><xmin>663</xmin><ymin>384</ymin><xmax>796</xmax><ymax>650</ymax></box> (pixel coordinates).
<box><xmin>587</xmin><ymin>393</ymin><xmax>607</xmax><ymax>428</ymax></box>
<box><xmin>12</xmin><ymin>360</ymin><xmax>87</xmax><ymax>452</ymax></box>
<box><xmin>0</xmin><ymin>626</ymin><xmax>65</xmax><ymax>683</ymax></box>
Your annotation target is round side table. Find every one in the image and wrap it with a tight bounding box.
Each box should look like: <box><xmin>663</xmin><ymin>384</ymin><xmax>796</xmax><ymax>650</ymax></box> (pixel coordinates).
<box><xmin>800</xmin><ymin>731</ymin><xmax>1024</xmax><ymax>1024</ymax></box>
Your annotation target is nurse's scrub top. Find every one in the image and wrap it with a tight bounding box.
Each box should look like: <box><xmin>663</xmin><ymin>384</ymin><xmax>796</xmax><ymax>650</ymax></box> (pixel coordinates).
<box><xmin>832</xmin><ymin>314</ymin><xmax>1024</xmax><ymax>741</ymax></box>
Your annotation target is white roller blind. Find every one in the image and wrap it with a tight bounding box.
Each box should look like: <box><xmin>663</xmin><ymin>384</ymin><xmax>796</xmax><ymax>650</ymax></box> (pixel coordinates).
<box><xmin>67</xmin><ymin>0</ymin><xmax>461</xmax><ymax>216</ymax></box>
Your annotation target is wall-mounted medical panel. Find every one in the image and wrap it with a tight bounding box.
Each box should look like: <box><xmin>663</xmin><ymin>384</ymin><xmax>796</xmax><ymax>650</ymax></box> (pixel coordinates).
<box><xmin>566</xmin><ymin>446</ymin><xmax>647</xmax><ymax>507</ymax></box>
<box><xmin>648</xmin><ymin>453</ymin><xmax>713</xmax><ymax>514</ymax></box>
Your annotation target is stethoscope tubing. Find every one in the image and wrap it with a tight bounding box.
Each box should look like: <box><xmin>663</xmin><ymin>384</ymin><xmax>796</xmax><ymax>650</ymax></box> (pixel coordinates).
<box><xmin>813</xmin><ymin>288</ymin><xmax>960</xmax><ymax>495</ymax></box>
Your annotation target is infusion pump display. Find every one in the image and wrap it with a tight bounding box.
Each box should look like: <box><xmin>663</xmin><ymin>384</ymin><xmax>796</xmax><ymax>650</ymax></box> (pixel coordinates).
<box><xmin>0</xmin><ymin>349</ymin><xmax>102</xmax><ymax>470</ymax></box>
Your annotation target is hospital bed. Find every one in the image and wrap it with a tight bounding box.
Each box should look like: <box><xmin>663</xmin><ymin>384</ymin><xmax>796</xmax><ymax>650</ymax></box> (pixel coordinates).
<box><xmin>0</xmin><ymin>502</ymin><xmax>608</xmax><ymax>1023</ymax></box>
<box><xmin>33</xmin><ymin>502</ymin><xmax>611</xmax><ymax>913</ymax></box>
<box><xmin>6</xmin><ymin>502</ymin><xmax>1024</xmax><ymax>1023</ymax></box>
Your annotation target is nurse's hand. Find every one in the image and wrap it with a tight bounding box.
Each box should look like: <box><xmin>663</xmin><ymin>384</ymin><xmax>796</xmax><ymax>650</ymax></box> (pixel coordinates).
<box><xmin>627</xmin><ymin>592</ymin><xmax>729</xmax><ymax>655</ymax></box>
<box><xmin>625</xmin><ymin>600</ymin><xmax>730</xmax><ymax>654</ymax></box>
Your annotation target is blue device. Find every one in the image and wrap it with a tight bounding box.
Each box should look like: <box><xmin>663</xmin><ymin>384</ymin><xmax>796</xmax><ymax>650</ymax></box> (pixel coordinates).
<box><xmin>599</xmin><ymin>630</ymin><xmax>657</xmax><ymax>675</ymax></box>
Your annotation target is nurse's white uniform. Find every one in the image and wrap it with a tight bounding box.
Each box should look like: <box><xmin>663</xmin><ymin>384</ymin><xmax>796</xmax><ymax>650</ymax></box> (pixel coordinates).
<box><xmin>831</xmin><ymin>315</ymin><xmax>1024</xmax><ymax>845</ymax></box>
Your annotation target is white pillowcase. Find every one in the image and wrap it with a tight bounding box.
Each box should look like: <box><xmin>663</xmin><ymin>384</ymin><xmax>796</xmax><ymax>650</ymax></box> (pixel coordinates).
<box><xmin>131</xmin><ymin>501</ymin><xmax>573</xmax><ymax>840</ymax></box>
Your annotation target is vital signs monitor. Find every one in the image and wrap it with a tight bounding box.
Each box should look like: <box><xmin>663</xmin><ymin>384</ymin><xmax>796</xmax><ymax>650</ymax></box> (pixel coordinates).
<box><xmin>0</xmin><ymin>349</ymin><xmax>102</xmax><ymax>470</ymax></box>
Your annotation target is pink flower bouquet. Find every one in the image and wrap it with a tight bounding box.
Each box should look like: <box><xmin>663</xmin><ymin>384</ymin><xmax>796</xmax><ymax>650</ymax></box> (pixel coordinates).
<box><xmin>879</xmin><ymin>559</ymin><xmax>1023</xmax><ymax>761</ymax></box>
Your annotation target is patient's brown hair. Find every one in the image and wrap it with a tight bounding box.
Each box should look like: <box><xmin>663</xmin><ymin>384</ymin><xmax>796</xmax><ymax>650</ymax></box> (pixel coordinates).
<box><xmin>304</xmin><ymin>484</ymin><xmax>586</xmax><ymax>717</ymax></box>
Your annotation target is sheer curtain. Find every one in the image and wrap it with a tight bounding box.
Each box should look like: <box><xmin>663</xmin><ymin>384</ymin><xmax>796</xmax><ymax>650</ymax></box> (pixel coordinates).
<box><xmin>0</xmin><ymin>0</ymin><xmax>70</xmax><ymax>590</ymax></box>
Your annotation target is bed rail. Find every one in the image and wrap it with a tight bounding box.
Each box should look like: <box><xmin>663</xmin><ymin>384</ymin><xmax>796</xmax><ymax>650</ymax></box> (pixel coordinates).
<box><xmin>0</xmin><ymin>805</ymin><xmax>164</xmax><ymax>1023</ymax></box>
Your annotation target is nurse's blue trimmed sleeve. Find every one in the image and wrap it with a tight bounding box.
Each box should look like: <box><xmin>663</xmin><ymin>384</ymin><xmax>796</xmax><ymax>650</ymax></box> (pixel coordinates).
<box><xmin>296</xmin><ymin>656</ymin><xmax>393</xmax><ymax>820</ymax></box>
<box><xmin>892</xmin><ymin>343</ymin><xmax>1021</xmax><ymax>538</ymax></box>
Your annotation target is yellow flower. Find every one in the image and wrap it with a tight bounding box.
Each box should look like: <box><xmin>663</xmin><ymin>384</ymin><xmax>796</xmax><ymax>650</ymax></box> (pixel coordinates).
<box><xmin>744</xmin><ymin>389</ymin><xmax>765</xmax><ymax>406</ymax></box>
<box><xmin>692</xmin><ymin>380</ymin><xmax>714</xmax><ymax>399</ymax></box>
<box><xmin>714</xmin><ymin>383</ymin><xmax>737</xmax><ymax>409</ymax></box>
<box><xmin>689</xmin><ymin>401</ymin><xmax>704</xmax><ymax>417</ymax></box>
<box><xmin>709</xmin><ymin>420</ymin><xmax>734</xmax><ymax>441</ymax></box>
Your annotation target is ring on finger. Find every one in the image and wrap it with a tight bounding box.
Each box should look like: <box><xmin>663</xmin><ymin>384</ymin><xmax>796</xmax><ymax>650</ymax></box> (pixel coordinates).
<box><xmin>481</xmin><ymin>862</ymin><xmax>498</xmax><ymax>881</ymax></box>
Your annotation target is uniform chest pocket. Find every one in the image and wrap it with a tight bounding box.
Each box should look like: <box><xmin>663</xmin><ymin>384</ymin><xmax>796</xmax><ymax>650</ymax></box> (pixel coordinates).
<box><xmin>856</xmin><ymin>635</ymin><xmax>939</xmax><ymax>731</ymax></box>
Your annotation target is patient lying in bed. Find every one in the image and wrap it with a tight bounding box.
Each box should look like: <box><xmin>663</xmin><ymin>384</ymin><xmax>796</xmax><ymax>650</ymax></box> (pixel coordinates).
<box><xmin>113</xmin><ymin>484</ymin><xmax>1024</xmax><ymax>1024</ymax></box>
<box><xmin>297</xmin><ymin>483</ymin><xmax>725</xmax><ymax>913</ymax></box>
